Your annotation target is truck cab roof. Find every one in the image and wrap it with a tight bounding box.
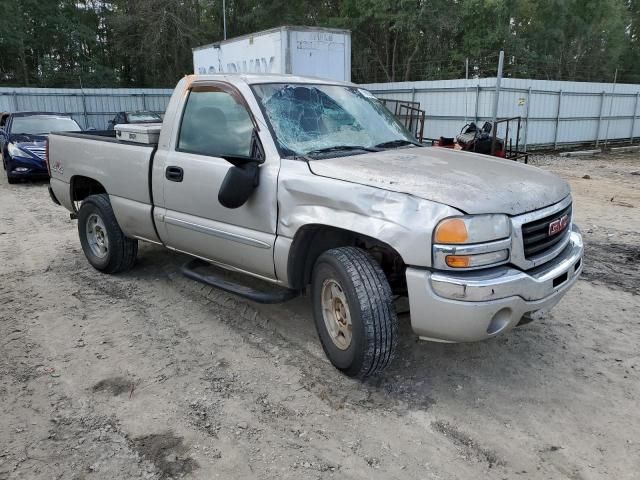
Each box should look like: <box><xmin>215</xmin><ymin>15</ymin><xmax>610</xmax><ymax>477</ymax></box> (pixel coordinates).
<box><xmin>184</xmin><ymin>73</ymin><xmax>356</xmax><ymax>88</ymax></box>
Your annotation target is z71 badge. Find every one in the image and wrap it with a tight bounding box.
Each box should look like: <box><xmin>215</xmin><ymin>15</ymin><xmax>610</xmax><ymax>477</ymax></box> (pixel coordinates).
<box><xmin>51</xmin><ymin>160</ymin><xmax>64</xmax><ymax>174</ymax></box>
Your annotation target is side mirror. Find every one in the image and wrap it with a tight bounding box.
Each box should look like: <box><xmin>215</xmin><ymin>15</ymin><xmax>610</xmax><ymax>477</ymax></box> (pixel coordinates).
<box><xmin>217</xmin><ymin>129</ymin><xmax>264</xmax><ymax>209</ymax></box>
<box><xmin>218</xmin><ymin>161</ymin><xmax>259</xmax><ymax>209</ymax></box>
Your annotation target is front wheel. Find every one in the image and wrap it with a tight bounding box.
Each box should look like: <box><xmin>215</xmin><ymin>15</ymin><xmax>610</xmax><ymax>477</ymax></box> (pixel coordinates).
<box><xmin>77</xmin><ymin>194</ymin><xmax>138</xmax><ymax>274</ymax></box>
<box><xmin>311</xmin><ymin>247</ymin><xmax>398</xmax><ymax>378</ymax></box>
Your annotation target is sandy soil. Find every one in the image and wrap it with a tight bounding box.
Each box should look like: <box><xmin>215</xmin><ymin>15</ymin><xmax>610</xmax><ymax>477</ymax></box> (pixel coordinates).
<box><xmin>0</xmin><ymin>152</ymin><xmax>638</xmax><ymax>480</ymax></box>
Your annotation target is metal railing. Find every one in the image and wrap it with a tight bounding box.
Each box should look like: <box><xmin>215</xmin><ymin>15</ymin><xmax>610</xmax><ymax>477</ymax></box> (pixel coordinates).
<box><xmin>378</xmin><ymin>98</ymin><xmax>426</xmax><ymax>141</ymax></box>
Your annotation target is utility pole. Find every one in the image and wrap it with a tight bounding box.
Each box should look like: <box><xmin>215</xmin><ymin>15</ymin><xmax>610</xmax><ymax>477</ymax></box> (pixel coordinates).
<box><xmin>223</xmin><ymin>0</ymin><xmax>227</xmax><ymax>40</ymax></box>
<box><xmin>491</xmin><ymin>50</ymin><xmax>504</xmax><ymax>127</ymax></box>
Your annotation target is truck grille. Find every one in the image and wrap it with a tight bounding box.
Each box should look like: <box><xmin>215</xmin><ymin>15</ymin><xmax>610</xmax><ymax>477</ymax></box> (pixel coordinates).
<box><xmin>521</xmin><ymin>204</ymin><xmax>572</xmax><ymax>259</ymax></box>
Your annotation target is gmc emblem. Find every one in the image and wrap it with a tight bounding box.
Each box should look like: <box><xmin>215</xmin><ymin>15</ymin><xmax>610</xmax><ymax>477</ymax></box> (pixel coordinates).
<box><xmin>548</xmin><ymin>214</ymin><xmax>569</xmax><ymax>236</ymax></box>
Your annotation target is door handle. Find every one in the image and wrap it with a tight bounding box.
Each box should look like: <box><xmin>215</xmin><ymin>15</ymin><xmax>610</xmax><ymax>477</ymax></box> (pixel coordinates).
<box><xmin>165</xmin><ymin>166</ymin><xmax>184</xmax><ymax>182</ymax></box>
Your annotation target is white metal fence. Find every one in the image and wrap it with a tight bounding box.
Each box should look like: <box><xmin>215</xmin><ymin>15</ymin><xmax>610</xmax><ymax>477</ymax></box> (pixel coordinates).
<box><xmin>362</xmin><ymin>77</ymin><xmax>640</xmax><ymax>150</ymax></box>
<box><xmin>2</xmin><ymin>78</ymin><xmax>640</xmax><ymax>150</ymax></box>
<box><xmin>0</xmin><ymin>87</ymin><xmax>172</xmax><ymax>130</ymax></box>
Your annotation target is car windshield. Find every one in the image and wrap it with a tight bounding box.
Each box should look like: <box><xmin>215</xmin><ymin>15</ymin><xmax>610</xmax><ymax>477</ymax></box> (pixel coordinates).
<box><xmin>11</xmin><ymin>116</ymin><xmax>81</xmax><ymax>135</ymax></box>
<box><xmin>251</xmin><ymin>83</ymin><xmax>418</xmax><ymax>158</ymax></box>
<box><xmin>126</xmin><ymin>112</ymin><xmax>162</xmax><ymax>123</ymax></box>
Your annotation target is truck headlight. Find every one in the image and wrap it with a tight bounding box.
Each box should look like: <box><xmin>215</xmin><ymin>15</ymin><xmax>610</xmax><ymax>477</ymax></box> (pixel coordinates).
<box><xmin>433</xmin><ymin>215</ymin><xmax>511</xmax><ymax>269</ymax></box>
<box><xmin>434</xmin><ymin>215</ymin><xmax>510</xmax><ymax>244</ymax></box>
<box><xmin>7</xmin><ymin>143</ymin><xmax>28</xmax><ymax>158</ymax></box>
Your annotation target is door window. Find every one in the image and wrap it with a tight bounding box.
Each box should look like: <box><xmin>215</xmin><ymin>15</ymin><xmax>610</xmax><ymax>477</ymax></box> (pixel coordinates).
<box><xmin>178</xmin><ymin>86</ymin><xmax>254</xmax><ymax>158</ymax></box>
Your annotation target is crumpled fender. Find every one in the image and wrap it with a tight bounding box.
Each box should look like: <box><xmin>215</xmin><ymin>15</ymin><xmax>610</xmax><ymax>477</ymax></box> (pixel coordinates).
<box><xmin>277</xmin><ymin>160</ymin><xmax>460</xmax><ymax>268</ymax></box>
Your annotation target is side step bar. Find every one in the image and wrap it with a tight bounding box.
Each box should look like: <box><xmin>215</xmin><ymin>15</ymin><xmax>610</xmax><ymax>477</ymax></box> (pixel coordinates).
<box><xmin>181</xmin><ymin>258</ymin><xmax>300</xmax><ymax>304</ymax></box>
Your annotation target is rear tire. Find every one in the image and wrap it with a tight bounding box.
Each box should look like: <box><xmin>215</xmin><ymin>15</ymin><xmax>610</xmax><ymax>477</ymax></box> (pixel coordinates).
<box><xmin>77</xmin><ymin>194</ymin><xmax>138</xmax><ymax>274</ymax></box>
<box><xmin>311</xmin><ymin>247</ymin><xmax>398</xmax><ymax>378</ymax></box>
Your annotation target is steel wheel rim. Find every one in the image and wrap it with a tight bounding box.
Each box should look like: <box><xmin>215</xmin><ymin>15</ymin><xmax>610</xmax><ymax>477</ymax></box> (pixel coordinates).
<box><xmin>320</xmin><ymin>278</ymin><xmax>352</xmax><ymax>350</ymax></box>
<box><xmin>86</xmin><ymin>213</ymin><xmax>109</xmax><ymax>258</ymax></box>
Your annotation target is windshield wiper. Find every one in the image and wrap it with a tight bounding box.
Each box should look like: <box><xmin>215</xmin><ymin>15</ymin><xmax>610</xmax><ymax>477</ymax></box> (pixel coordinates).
<box><xmin>306</xmin><ymin>145</ymin><xmax>380</xmax><ymax>156</ymax></box>
<box><xmin>375</xmin><ymin>139</ymin><xmax>423</xmax><ymax>149</ymax></box>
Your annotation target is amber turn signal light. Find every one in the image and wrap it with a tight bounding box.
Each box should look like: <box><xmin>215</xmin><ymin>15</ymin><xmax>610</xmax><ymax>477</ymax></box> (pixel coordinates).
<box><xmin>445</xmin><ymin>255</ymin><xmax>471</xmax><ymax>268</ymax></box>
<box><xmin>434</xmin><ymin>218</ymin><xmax>468</xmax><ymax>244</ymax></box>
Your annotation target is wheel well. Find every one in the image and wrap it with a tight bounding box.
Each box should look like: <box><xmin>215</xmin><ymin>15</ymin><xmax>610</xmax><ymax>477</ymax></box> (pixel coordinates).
<box><xmin>287</xmin><ymin>225</ymin><xmax>407</xmax><ymax>294</ymax></box>
<box><xmin>70</xmin><ymin>176</ymin><xmax>107</xmax><ymax>206</ymax></box>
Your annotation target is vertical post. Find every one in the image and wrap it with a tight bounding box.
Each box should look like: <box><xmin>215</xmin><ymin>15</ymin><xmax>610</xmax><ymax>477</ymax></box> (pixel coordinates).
<box><xmin>553</xmin><ymin>90</ymin><xmax>563</xmax><ymax>150</ymax></box>
<box><xmin>12</xmin><ymin>91</ymin><xmax>19</xmax><ymax>111</ymax></box>
<box><xmin>410</xmin><ymin>87</ymin><xmax>416</xmax><ymax>104</ymax></box>
<box><xmin>490</xmin><ymin>51</ymin><xmax>504</xmax><ymax>155</ymax></box>
<box><xmin>464</xmin><ymin>58</ymin><xmax>469</xmax><ymax>123</ymax></box>
<box><xmin>523</xmin><ymin>86</ymin><xmax>532</xmax><ymax>152</ymax></box>
<box><xmin>595</xmin><ymin>91</ymin><xmax>605</xmax><ymax>147</ymax></box>
<box><xmin>505</xmin><ymin>121</ymin><xmax>510</xmax><ymax>156</ymax></box>
<box><xmin>630</xmin><ymin>92</ymin><xmax>639</xmax><ymax>144</ymax></box>
<box><xmin>223</xmin><ymin>0</ymin><xmax>227</xmax><ymax>40</ymax></box>
<box><xmin>142</xmin><ymin>93</ymin><xmax>147</xmax><ymax>110</ymax></box>
<box><xmin>491</xmin><ymin>50</ymin><xmax>504</xmax><ymax>127</ymax></box>
<box><xmin>474</xmin><ymin>84</ymin><xmax>480</xmax><ymax>124</ymax></box>
<box><xmin>603</xmin><ymin>68</ymin><xmax>618</xmax><ymax>149</ymax></box>
<box><xmin>81</xmin><ymin>91</ymin><xmax>89</xmax><ymax>130</ymax></box>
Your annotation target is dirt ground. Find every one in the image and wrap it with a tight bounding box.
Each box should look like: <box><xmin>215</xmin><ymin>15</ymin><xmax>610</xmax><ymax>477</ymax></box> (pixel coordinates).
<box><xmin>1</xmin><ymin>151</ymin><xmax>638</xmax><ymax>480</ymax></box>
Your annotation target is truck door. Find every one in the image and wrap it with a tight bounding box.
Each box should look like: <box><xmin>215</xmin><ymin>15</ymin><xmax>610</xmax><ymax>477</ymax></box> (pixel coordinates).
<box><xmin>158</xmin><ymin>83</ymin><xmax>279</xmax><ymax>279</ymax></box>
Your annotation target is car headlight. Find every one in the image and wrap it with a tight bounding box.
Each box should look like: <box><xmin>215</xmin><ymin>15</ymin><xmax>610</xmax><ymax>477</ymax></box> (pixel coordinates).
<box><xmin>7</xmin><ymin>143</ymin><xmax>28</xmax><ymax>158</ymax></box>
<box><xmin>433</xmin><ymin>215</ymin><xmax>511</xmax><ymax>269</ymax></box>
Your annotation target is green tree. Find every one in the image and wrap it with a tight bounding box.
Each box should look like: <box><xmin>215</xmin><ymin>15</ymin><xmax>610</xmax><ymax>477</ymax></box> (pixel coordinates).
<box><xmin>0</xmin><ymin>0</ymin><xmax>637</xmax><ymax>87</ymax></box>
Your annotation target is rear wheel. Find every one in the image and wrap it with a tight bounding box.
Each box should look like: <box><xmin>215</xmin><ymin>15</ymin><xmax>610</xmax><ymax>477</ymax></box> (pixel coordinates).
<box><xmin>77</xmin><ymin>194</ymin><xmax>137</xmax><ymax>273</ymax></box>
<box><xmin>311</xmin><ymin>247</ymin><xmax>398</xmax><ymax>378</ymax></box>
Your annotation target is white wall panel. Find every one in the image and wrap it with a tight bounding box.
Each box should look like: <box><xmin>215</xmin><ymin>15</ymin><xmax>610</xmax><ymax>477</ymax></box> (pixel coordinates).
<box><xmin>363</xmin><ymin>77</ymin><xmax>640</xmax><ymax>148</ymax></box>
<box><xmin>3</xmin><ymin>77</ymin><xmax>640</xmax><ymax>148</ymax></box>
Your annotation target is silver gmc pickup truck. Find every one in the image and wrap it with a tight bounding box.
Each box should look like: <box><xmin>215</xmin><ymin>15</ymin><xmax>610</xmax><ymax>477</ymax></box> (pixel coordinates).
<box><xmin>48</xmin><ymin>74</ymin><xmax>583</xmax><ymax>378</ymax></box>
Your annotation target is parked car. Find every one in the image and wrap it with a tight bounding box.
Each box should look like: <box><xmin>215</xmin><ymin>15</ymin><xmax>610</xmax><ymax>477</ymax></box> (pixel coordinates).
<box><xmin>48</xmin><ymin>74</ymin><xmax>583</xmax><ymax>378</ymax></box>
<box><xmin>107</xmin><ymin>111</ymin><xmax>162</xmax><ymax>130</ymax></box>
<box><xmin>1</xmin><ymin>112</ymin><xmax>81</xmax><ymax>183</ymax></box>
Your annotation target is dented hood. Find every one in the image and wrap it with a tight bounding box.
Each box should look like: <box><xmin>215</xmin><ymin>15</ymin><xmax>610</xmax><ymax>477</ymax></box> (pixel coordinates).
<box><xmin>307</xmin><ymin>147</ymin><xmax>570</xmax><ymax>215</ymax></box>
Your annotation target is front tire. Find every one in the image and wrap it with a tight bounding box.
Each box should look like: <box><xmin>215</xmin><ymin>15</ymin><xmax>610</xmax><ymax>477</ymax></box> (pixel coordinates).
<box><xmin>311</xmin><ymin>247</ymin><xmax>398</xmax><ymax>378</ymax></box>
<box><xmin>77</xmin><ymin>194</ymin><xmax>138</xmax><ymax>274</ymax></box>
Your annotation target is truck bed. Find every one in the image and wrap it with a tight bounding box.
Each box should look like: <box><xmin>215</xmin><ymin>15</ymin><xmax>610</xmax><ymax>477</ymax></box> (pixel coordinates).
<box><xmin>48</xmin><ymin>130</ymin><xmax>160</xmax><ymax>243</ymax></box>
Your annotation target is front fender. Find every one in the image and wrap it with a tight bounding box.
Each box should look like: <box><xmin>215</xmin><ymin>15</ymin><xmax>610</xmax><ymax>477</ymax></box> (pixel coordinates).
<box><xmin>277</xmin><ymin>160</ymin><xmax>460</xmax><ymax>267</ymax></box>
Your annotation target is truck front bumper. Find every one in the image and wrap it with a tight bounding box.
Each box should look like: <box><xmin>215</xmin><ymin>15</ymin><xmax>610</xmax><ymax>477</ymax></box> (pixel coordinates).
<box><xmin>406</xmin><ymin>225</ymin><xmax>583</xmax><ymax>342</ymax></box>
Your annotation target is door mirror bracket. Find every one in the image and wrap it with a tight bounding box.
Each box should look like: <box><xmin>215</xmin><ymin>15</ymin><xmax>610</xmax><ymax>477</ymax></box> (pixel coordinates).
<box><xmin>249</xmin><ymin>128</ymin><xmax>265</xmax><ymax>164</ymax></box>
<box><xmin>217</xmin><ymin>129</ymin><xmax>264</xmax><ymax>209</ymax></box>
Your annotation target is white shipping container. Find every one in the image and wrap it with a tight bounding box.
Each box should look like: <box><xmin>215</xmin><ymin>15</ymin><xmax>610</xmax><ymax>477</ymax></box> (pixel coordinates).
<box><xmin>193</xmin><ymin>26</ymin><xmax>351</xmax><ymax>82</ymax></box>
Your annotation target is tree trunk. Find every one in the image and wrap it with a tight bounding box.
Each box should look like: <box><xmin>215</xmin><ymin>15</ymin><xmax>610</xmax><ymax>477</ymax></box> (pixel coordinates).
<box><xmin>404</xmin><ymin>39</ymin><xmax>421</xmax><ymax>81</ymax></box>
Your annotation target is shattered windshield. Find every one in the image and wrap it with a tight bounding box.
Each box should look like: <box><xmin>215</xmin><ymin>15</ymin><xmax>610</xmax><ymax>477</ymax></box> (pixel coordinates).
<box><xmin>251</xmin><ymin>83</ymin><xmax>417</xmax><ymax>158</ymax></box>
